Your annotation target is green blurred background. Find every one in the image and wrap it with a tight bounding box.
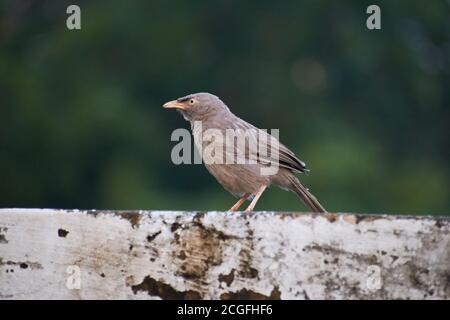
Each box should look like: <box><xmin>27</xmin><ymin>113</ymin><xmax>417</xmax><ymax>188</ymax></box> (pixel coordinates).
<box><xmin>1</xmin><ymin>0</ymin><xmax>449</xmax><ymax>215</ymax></box>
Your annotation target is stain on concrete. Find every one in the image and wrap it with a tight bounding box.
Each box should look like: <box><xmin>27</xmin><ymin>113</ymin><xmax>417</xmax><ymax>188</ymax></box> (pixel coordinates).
<box><xmin>0</xmin><ymin>259</ymin><xmax>43</xmax><ymax>270</ymax></box>
<box><xmin>125</xmin><ymin>275</ymin><xmax>135</xmax><ymax>286</ymax></box>
<box><xmin>172</xmin><ymin>224</ymin><xmax>223</xmax><ymax>280</ymax></box>
<box><xmin>302</xmin><ymin>289</ymin><xmax>310</xmax><ymax>300</ymax></box>
<box><xmin>0</xmin><ymin>227</ymin><xmax>8</xmax><ymax>244</ymax></box>
<box><xmin>325</xmin><ymin>213</ymin><xmax>338</xmax><ymax>223</ymax></box>
<box><xmin>218</xmin><ymin>269</ymin><xmax>235</xmax><ymax>287</ymax></box>
<box><xmin>304</xmin><ymin>243</ymin><xmax>378</xmax><ymax>265</ymax></box>
<box><xmin>171</xmin><ymin>222</ymin><xmax>181</xmax><ymax>232</ymax></box>
<box><xmin>435</xmin><ymin>219</ymin><xmax>449</xmax><ymax>229</ymax></box>
<box><xmin>444</xmin><ymin>272</ymin><xmax>450</xmax><ymax>296</ymax></box>
<box><xmin>147</xmin><ymin>231</ymin><xmax>161</xmax><ymax>242</ymax></box>
<box><xmin>171</xmin><ymin>218</ymin><xmax>239</xmax><ymax>281</ymax></box>
<box><xmin>58</xmin><ymin>229</ymin><xmax>69</xmax><ymax>237</ymax></box>
<box><xmin>193</xmin><ymin>212</ymin><xmax>206</xmax><ymax>223</ymax></box>
<box><xmin>132</xmin><ymin>276</ymin><xmax>202</xmax><ymax>299</ymax></box>
<box><xmin>220</xmin><ymin>286</ymin><xmax>281</xmax><ymax>300</ymax></box>
<box><xmin>311</xmin><ymin>269</ymin><xmax>367</xmax><ymax>300</ymax></box>
<box><xmin>354</xmin><ymin>215</ymin><xmax>384</xmax><ymax>224</ymax></box>
<box><xmin>238</xmin><ymin>249</ymin><xmax>258</xmax><ymax>279</ymax></box>
<box><xmin>178</xmin><ymin>250</ymin><xmax>186</xmax><ymax>260</ymax></box>
<box><xmin>170</xmin><ymin>213</ymin><xmax>259</xmax><ymax>288</ymax></box>
<box><xmin>408</xmin><ymin>263</ymin><xmax>431</xmax><ymax>292</ymax></box>
<box><xmin>343</xmin><ymin>215</ymin><xmax>357</xmax><ymax>224</ymax></box>
<box><xmin>116</xmin><ymin>211</ymin><xmax>141</xmax><ymax>229</ymax></box>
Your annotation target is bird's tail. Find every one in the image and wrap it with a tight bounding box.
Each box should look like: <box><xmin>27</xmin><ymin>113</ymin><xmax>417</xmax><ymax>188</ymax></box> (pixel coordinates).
<box><xmin>289</xmin><ymin>176</ymin><xmax>327</xmax><ymax>213</ymax></box>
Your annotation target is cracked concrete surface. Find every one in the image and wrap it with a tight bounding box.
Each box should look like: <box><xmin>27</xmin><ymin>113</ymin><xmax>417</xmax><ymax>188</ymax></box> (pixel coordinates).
<box><xmin>0</xmin><ymin>209</ymin><xmax>449</xmax><ymax>299</ymax></box>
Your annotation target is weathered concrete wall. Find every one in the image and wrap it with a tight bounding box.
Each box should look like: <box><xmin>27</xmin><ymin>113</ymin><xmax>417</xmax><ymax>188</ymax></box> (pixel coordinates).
<box><xmin>0</xmin><ymin>209</ymin><xmax>449</xmax><ymax>299</ymax></box>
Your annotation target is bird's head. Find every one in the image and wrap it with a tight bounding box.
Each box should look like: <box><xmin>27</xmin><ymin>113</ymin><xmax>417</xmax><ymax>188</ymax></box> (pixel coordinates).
<box><xmin>163</xmin><ymin>92</ymin><xmax>229</xmax><ymax>122</ymax></box>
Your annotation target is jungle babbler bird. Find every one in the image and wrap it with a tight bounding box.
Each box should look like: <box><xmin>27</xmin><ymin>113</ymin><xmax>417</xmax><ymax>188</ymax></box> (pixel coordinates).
<box><xmin>163</xmin><ymin>93</ymin><xmax>326</xmax><ymax>213</ymax></box>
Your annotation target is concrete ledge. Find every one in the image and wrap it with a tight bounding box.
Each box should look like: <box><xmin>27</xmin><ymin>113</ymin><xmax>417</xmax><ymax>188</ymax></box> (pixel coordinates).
<box><xmin>0</xmin><ymin>209</ymin><xmax>449</xmax><ymax>299</ymax></box>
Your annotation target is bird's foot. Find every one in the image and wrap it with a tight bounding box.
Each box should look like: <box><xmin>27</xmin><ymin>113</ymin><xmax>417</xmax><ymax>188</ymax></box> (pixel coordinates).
<box><xmin>244</xmin><ymin>203</ymin><xmax>256</xmax><ymax>212</ymax></box>
<box><xmin>243</xmin><ymin>184</ymin><xmax>268</xmax><ymax>212</ymax></box>
<box><xmin>229</xmin><ymin>194</ymin><xmax>250</xmax><ymax>212</ymax></box>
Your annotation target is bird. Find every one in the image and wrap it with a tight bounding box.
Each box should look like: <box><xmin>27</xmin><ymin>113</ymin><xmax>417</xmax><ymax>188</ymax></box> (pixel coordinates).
<box><xmin>163</xmin><ymin>92</ymin><xmax>327</xmax><ymax>213</ymax></box>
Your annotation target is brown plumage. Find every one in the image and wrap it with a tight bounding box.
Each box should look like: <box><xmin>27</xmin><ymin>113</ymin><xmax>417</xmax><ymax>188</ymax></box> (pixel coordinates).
<box><xmin>163</xmin><ymin>92</ymin><xmax>326</xmax><ymax>213</ymax></box>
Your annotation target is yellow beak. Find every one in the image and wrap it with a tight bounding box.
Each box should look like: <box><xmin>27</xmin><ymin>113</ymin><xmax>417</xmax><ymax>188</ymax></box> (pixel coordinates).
<box><xmin>163</xmin><ymin>100</ymin><xmax>186</xmax><ymax>110</ymax></box>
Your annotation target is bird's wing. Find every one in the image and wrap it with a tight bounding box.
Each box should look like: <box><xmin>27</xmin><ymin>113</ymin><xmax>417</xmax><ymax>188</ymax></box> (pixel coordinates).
<box><xmin>228</xmin><ymin>118</ymin><xmax>308</xmax><ymax>173</ymax></box>
<box><xmin>277</xmin><ymin>142</ymin><xmax>308</xmax><ymax>173</ymax></box>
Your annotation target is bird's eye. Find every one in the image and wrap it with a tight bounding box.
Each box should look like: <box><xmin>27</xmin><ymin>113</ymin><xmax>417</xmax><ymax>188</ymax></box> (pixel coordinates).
<box><xmin>189</xmin><ymin>99</ymin><xmax>195</xmax><ymax>104</ymax></box>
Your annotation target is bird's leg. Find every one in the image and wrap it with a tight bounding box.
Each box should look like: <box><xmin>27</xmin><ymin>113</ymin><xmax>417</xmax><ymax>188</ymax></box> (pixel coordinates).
<box><xmin>229</xmin><ymin>193</ymin><xmax>250</xmax><ymax>212</ymax></box>
<box><xmin>244</xmin><ymin>184</ymin><xmax>268</xmax><ymax>212</ymax></box>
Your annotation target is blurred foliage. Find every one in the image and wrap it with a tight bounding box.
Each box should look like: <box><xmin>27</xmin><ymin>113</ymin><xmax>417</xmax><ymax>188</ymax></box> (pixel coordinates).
<box><xmin>0</xmin><ymin>0</ymin><xmax>449</xmax><ymax>215</ymax></box>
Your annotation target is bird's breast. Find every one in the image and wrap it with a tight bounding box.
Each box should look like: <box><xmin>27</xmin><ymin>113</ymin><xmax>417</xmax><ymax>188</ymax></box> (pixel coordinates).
<box><xmin>191</xmin><ymin>121</ymin><xmax>204</xmax><ymax>153</ymax></box>
<box><xmin>190</xmin><ymin>120</ymin><xmax>272</xmax><ymax>196</ymax></box>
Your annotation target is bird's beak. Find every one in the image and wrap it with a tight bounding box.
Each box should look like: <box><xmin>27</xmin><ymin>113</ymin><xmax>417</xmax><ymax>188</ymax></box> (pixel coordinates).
<box><xmin>163</xmin><ymin>100</ymin><xmax>186</xmax><ymax>110</ymax></box>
